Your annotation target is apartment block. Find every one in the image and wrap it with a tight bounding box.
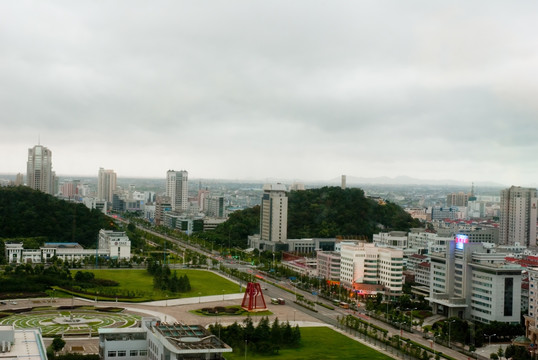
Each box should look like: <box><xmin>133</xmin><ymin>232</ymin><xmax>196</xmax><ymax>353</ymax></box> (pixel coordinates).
<box><xmin>499</xmin><ymin>186</ymin><xmax>538</xmax><ymax>246</ymax></box>
<box><xmin>340</xmin><ymin>243</ymin><xmax>404</xmax><ymax>297</ymax></box>
<box><xmin>317</xmin><ymin>251</ymin><xmax>341</xmax><ymax>281</ymax></box>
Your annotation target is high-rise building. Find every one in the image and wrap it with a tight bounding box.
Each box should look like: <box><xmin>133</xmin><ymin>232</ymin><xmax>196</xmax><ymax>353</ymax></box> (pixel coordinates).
<box><xmin>97</xmin><ymin>168</ymin><xmax>117</xmax><ymax>203</ymax></box>
<box><xmin>499</xmin><ymin>186</ymin><xmax>538</xmax><ymax>246</ymax></box>
<box><xmin>206</xmin><ymin>196</ymin><xmax>225</xmax><ymax>218</ymax></box>
<box><xmin>15</xmin><ymin>173</ymin><xmax>24</xmax><ymax>186</ymax></box>
<box><xmin>26</xmin><ymin>144</ymin><xmax>54</xmax><ymax>195</ymax></box>
<box><xmin>155</xmin><ymin>196</ymin><xmax>172</xmax><ymax>226</ymax></box>
<box><xmin>260</xmin><ymin>183</ymin><xmax>288</xmax><ymax>243</ymax></box>
<box><xmin>446</xmin><ymin>192</ymin><xmax>469</xmax><ymax>207</ymax></box>
<box><xmin>166</xmin><ymin>170</ymin><xmax>188</xmax><ymax>212</ymax></box>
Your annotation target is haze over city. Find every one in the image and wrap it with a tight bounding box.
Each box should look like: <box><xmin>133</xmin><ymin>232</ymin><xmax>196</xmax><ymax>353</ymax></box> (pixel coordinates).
<box><xmin>2</xmin><ymin>2</ymin><xmax>538</xmax><ymax>186</ymax></box>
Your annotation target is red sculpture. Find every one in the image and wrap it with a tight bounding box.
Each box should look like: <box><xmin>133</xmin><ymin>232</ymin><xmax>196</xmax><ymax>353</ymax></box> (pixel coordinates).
<box><xmin>241</xmin><ymin>282</ymin><xmax>267</xmax><ymax>312</ymax></box>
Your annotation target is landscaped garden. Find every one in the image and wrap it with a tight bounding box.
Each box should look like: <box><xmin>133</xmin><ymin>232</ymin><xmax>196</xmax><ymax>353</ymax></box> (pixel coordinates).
<box><xmin>0</xmin><ymin>306</ymin><xmax>139</xmax><ymax>337</ymax></box>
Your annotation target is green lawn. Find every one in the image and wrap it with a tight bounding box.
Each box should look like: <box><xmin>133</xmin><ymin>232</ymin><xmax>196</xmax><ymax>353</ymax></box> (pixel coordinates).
<box><xmin>69</xmin><ymin>269</ymin><xmax>240</xmax><ymax>300</ymax></box>
<box><xmin>224</xmin><ymin>327</ymin><xmax>393</xmax><ymax>360</ymax></box>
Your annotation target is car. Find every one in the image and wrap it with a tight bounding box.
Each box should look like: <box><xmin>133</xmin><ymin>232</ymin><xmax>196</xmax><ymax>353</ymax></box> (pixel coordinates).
<box><xmin>0</xmin><ymin>301</ymin><xmax>6</xmax><ymax>305</ymax></box>
<box><xmin>10</xmin><ymin>301</ymin><xmax>17</xmax><ymax>305</ymax></box>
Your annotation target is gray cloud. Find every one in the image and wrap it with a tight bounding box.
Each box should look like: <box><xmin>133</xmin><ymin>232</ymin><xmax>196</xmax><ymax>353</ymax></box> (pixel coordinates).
<box><xmin>2</xmin><ymin>1</ymin><xmax>538</xmax><ymax>185</ymax></box>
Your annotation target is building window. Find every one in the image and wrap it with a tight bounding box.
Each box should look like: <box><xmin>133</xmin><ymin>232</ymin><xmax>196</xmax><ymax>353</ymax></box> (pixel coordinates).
<box><xmin>504</xmin><ymin>277</ymin><xmax>514</xmax><ymax>317</ymax></box>
<box><xmin>117</xmin><ymin>350</ymin><xmax>126</xmax><ymax>357</ymax></box>
<box><xmin>108</xmin><ymin>351</ymin><xmax>117</xmax><ymax>357</ymax></box>
<box><xmin>130</xmin><ymin>350</ymin><xmax>138</xmax><ymax>356</ymax></box>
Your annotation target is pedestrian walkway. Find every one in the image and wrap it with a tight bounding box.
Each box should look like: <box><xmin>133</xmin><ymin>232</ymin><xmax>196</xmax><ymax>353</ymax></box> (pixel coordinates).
<box><xmin>422</xmin><ymin>314</ymin><xmax>445</xmax><ymax>327</ymax></box>
<box><xmin>142</xmin><ymin>293</ymin><xmax>245</xmax><ymax>307</ymax></box>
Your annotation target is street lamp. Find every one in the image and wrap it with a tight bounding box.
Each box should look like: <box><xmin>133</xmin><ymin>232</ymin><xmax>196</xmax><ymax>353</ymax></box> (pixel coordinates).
<box><xmin>198</xmin><ymin>292</ymin><xmax>202</xmax><ymax>304</ymax></box>
<box><xmin>410</xmin><ymin>308</ymin><xmax>417</xmax><ymax>330</ymax></box>
<box><xmin>448</xmin><ymin>319</ymin><xmax>456</xmax><ymax>348</ymax></box>
<box><xmin>484</xmin><ymin>333</ymin><xmax>496</xmax><ymax>346</ymax></box>
<box><xmin>245</xmin><ymin>340</ymin><xmax>248</xmax><ymax>360</ymax></box>
<box><xmin>222</xmin><ymin>290</ymin><xmax>225</xmax><ymax>301</ymax></box>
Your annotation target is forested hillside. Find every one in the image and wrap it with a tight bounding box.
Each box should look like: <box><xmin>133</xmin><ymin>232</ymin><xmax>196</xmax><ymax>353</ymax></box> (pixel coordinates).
<box><xmin>287</xmin><ymin>186</ymin><xmax>422</xmax><ymax>239</ymax></box>
<box><xmin>0</xmin><ymin>186</ymin><xmax>116</xmax><ymax>249</ymax></box>
<box><xmin>197</xmin><ymin>205</ymin><xmax>260</xmax><ymax>249</ymax></box>
<box><xmin>201</xmin><ymin>186</ymin><xmax>421</xmax><ymax>247</ymax></box>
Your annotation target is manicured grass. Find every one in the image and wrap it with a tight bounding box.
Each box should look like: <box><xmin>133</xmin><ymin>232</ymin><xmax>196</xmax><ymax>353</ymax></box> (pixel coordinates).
<box><xmin>224</xmin><ymin>327</ymin><xmax>393</xmax><ymax>360</ymax></box>
<box><xmin>69</xmin><ymin>269</ymin><xmax>240</xmax><ymax>300</ymax></box>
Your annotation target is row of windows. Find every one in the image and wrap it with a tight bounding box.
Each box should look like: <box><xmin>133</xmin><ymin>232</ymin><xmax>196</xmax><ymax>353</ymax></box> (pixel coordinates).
<box><xmin>473</xmin><ymin>286</ymin><xmax>491</xmax><ymax>294</ymax></box>
<box><xmin>108</xmin><ymin>350</ymin><xmax>147</xmax><ymax>357</ymax></box>
<box><xmin>471</xmin><ymin>306</ymin><xmax>491</xmax><ymax>315</ymax></box>
<box><xmin>473</xmin><ymin>274</ymin><xmax>493</xmax><ymax>281</ymax></box>
<box><xmin>472</xmin><ymin>280</ymin><xmax>492</xmax><ymax>288</ymax></box>
<box><xmin>471</xmin><ymin>299</ymin><xmax>491</xmax><ymax>308</ymax></box>
<box><xmin>473</xmin><ymin>293</ymin><xmax>491</xmax><ymax>301</ymax></box>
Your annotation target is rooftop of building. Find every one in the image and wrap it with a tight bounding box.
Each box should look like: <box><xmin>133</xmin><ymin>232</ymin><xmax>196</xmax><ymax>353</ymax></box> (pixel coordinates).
<box><xmin>43</xmin><ymin>242</ymin><xmax>82</xmax><ymax>249</ymax></box>
<box><xmin>152</xmin><ymin>323</ymin><xmax>232</xmax><ymax>353</ymax></box>
<box><xmin>0</xmin><ymin>326</ymin><xmax>47</xmax><ymax>360</ymax></box>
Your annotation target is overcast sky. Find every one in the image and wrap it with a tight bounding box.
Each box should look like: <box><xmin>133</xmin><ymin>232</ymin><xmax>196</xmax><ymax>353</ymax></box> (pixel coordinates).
<box><xmin>2</xmin><ymin>1</ymin><xmax>538</xmax><ymax>185</ymax></box>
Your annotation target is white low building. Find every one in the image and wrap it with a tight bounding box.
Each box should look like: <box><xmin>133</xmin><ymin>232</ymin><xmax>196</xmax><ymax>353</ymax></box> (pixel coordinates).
<box><xmin>5</xmin><ymin>229</ymin><xmax>131</xmax><ymax>264</ymax></box>
<box><xmin>99</xmin><ymin>318</ymin><xmax>232</xmax><ymax>360</ymax></box>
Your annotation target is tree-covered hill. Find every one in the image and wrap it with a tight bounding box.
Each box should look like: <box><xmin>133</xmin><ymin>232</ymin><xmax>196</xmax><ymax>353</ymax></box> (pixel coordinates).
<box><xmin>201</xmin><ymin>186</ymin><xmax>422</xmax><ymax>247</ymax></box>
<box><xmin>287</xmin><ymin>186</ymin><xmax>422</xmax><ymax>239</ymax></box>
<box><xmin>0</xmin><ymin>186</ymin><xmax>116</xmax><ymax>249</ymax></box>
<box><xmin>197</xmin><ymin>205</ymin><xmax>260</xmax><ymax>249</ymax></box>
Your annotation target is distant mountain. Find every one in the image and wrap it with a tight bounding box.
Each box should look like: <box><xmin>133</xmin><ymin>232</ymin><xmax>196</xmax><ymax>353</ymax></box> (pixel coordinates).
<box><xmin>329</xmin><ymin>175</ymin><xmax>504</xmax><ymax>187</ymax></box>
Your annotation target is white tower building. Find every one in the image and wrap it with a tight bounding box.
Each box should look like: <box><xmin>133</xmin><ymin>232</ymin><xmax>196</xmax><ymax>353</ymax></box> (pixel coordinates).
<box><xmin>27</xmin><ymin>144</ymin><xmax>54</xmax><ymax>195</ymax></box>
<box><xmin>166</xmin><ymin>170</ymin><xmax>188</xmax><ymax>212</ymax></box>
<box><xmin>260</xmin><ymin>183</ymin><xmax>288</xmax><ymax>243</ymax></box>
<box><xmin>499</xmin><ymin>186</ymin><xmax>538</xmax><ymax>246</ymax></box>
<box><xmin>97</xmin><ymin>168</ymin><xmax>117</xmax><ymax>203</ymax></box>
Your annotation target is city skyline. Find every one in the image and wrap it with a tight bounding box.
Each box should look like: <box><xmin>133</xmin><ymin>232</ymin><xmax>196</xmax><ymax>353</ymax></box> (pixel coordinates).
<box><xmin>2</xmin><ymin>2</ymin><xmax>538</xmax><ymax>185</ymax></box>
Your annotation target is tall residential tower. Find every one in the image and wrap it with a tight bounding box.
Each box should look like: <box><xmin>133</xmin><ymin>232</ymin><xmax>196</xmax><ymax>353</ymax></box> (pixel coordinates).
<box><xmin>260</xmin><ymin>183</ymin><xmax>288</xmax><ymax>243</ymax></box>
<box><xmin>166</xmin><ymin>170</ymin><xmax>188</xmax><ymax>212</ymax></box>
<box><xmin>97</xmin><ymin>168</ymin><xmax>117</xmax><ymax>203</ymax></box>
<box><xmin>499</xmin><ymin>186</ymin><xmax>538</xmax><ymax>247</ymax></box>
<box><xmin>27</xmin><ymin>144</ymin><xmax>54</xmax><ymax>195</ymax></box>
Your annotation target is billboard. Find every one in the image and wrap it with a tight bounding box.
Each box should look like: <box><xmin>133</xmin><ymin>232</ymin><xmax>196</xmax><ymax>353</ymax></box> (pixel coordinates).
<box><xmin>455</xmin><ymin>234</ymin><xmax>469</xmax><ymax>250</ymax></box>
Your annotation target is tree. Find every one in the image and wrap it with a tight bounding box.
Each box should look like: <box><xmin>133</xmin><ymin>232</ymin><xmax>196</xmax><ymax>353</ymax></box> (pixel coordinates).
<box><xmin>497</xmin><ymin>346</ymin><xmax>504</xmax><ymax>360</ymax></box>
<box><xmin>254</xmin><ymin>317</ymin><xmax>271</xmax><ymax>343</ymax></box>
<box><xmin>51</xmin><ymin>336</ymin><xmax>66</xmax><ymax>354</ymax></box>
<box><xmin>243</xmin><ymin>316</ymin><xmax>255</xmax><ymax>342</ymax></box>
<box><xmin>270</xmin><ymin>318</ymin><xmax>283</xmax><ymax>345</ymax></box>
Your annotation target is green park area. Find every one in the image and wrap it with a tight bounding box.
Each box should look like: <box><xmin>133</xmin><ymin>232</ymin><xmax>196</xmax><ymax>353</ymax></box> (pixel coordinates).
<box><xmin>224</xmin><ymin>327</ymin><xmax>393</xmax><ymax>360</ymax></box>
<box><xmin>60</xmin><ymin>269</ymin><xmax>241</xmax><ymax>302</ymax></box>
